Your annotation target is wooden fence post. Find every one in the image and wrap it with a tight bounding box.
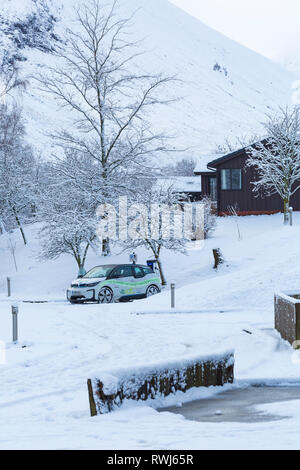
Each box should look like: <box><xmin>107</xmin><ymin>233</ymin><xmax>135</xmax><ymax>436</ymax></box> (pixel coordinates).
<box><xmin>289</xmin><ymin>207</ymin><xmax>293</xmax><ymax>227</ymax></box>
<box><xmin>12</xmin><ymin>305</ymin><xmax>18</xmax><ymax>343</ymax></box>
<box><xmin>171</xmin><ymin>282</ymin><xmax>175</xmax><ymax>309</ymax></box>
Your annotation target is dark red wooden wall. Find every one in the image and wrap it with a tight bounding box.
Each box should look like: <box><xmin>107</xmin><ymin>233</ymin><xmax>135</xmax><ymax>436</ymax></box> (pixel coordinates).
<box><xmin>199</xmin><ymin>150</ymin><xmax>300</xmax><ymax>215</ymax></box>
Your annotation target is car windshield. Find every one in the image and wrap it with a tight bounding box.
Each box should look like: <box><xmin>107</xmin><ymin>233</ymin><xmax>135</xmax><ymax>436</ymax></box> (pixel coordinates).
<box><xmin>84</xmin><ymin>265</ymin><xmax>115</xmax><ymax>279</ymax></box>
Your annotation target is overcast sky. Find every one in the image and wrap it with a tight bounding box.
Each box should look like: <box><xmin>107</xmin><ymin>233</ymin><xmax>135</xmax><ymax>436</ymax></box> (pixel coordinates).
<box><xmin>170</xmin><ymin>0</ymin><xmax>300</xmax><ymax>61</ymax></box>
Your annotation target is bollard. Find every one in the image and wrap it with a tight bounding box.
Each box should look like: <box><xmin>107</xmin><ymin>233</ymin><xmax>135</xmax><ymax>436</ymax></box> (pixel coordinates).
<box><xmin>171</xmin><ymin>282</ymin><xmax>175</xmax><ymax>309</ymax></box>
<box><xmin>7</xmin><ymin>277</ymin><xmax>11</xmax><ymax>297</ymax></box>
<box><xmin>12</xmin><ymin>305</ymin><xmax>18</xmax><ymax>343</ymax></box>
<box><xmin>289</xmin><ymin>207</ymin><xmax>293</xmax><ymax>227</ymax></box>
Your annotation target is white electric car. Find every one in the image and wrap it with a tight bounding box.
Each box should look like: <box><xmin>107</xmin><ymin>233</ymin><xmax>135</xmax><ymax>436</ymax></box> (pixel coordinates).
<box><xmin>67</xmin><ymin>264</ymin><xmax>161</xmax><ymax>304</ymax></box>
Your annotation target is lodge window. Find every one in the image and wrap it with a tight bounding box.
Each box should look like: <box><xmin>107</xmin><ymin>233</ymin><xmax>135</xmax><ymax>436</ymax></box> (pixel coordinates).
<box><xmin>221</xmin><ymin>169</ymin><xmax>242</xmax><ymax>190</ymax></box>
<box><xmin>209</xmin><ymin>177</ymin><xmax>217</xmax><ymax>201</ymax></box>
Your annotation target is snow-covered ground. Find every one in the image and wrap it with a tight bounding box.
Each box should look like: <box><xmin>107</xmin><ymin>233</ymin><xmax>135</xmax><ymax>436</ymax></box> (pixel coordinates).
<box><xmin>1</xmin><ymin>214</ymin><xmax>300</xmax><ymax>449</ymax></box>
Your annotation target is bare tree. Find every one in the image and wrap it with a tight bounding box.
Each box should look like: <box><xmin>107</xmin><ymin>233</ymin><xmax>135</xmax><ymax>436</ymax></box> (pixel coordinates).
<box><xmin>165</xmin><ymin>157</ymin><xmax>196</xmax><ymax>176</ymax></box>
<box><xmin>0</xmin><ymin>104</ymin><xmax>37</xmax><ymax>244</ymax></box>
<box><xmin>246</xmin><ymin>107</ymin><xmax>300</xmax><ymax>224</ymax></box>
<box><xmin>0</xmin><ymin>60</ymin><xmax>27</xmax><ymax>102</ymax></box>
<box><xmin>38</xmin><ymin>169</ymin><xmax>98</xmax><ymax>275</ymax></box>
<box><xmin>36</xmin><ymin>0</ymin><xmax>177</xmax><ymax>254</ymax></box>
<box><xmin>118</xmin><ymin>181</ymin><xmax>191</xmax><ymax>286</ymax></box>
<box><xmin>0</xmin><ymin>218</ymin><xmax>18</xmax><ymax>271</ymax></box>
<box><xmin>215</xmin><ymin>133</ymin><xmax>262</xmax><ymax>155</ymax></box>
<box><xmin>201</xmin><ymin>196</ymin><xmax>217</xmax><ymax>239</ymax></box>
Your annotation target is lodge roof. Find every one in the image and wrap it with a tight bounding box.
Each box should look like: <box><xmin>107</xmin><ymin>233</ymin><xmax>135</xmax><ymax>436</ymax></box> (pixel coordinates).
<box><xmin>197</xmin><ymin>138</ymin><xmax>268</xmax><ymax>172</ymax></box>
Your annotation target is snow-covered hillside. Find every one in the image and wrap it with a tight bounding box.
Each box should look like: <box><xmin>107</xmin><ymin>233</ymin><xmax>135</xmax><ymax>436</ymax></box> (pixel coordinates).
<box><xmin>281</xmin><ymin>56</ymin><xmax>300</xmax><ymax>77</ymax></box>
<box><xmin>0</xmin><ymin>0</ymin><xmax>297</xmax><ymax>162</ymax></box>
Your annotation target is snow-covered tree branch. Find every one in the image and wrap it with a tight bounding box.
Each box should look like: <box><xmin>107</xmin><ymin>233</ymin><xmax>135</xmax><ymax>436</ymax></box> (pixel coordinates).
<box><xmin>36</xmin><ymin>0</ymin><xmax>178</xmax><ymax>254</ymax></box>
<box><xmin>118</xmin><ymin>181</ymin><xmax>192</xmax><ymax>286</ymax></box>
<box><xmin>38</xmin><ymin>166</ymin><xmax>99</xmax><ymax>274</ymax></box>
<box><xmin>246</xmin><ymin>107</ymin><xmax>300</xmax><ymax>224</ymax></box>
<box><xmin>0</xmin><ymin>104</ymin><xmax>38</xmax><ymax>244</ymax></box>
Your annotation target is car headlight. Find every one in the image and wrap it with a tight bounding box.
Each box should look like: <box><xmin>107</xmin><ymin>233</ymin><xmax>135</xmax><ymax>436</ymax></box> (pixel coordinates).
<box><xmin>71</xmin><ymin>282</ymin><xmax>99</xmax><ymax>288</ymax></box>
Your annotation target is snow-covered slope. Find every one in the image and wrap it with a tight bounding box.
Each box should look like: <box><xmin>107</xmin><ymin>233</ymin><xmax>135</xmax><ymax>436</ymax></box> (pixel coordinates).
<box><xmin>2</xmin><ymin>215</ymin><xmax>300</xmax><ymax>449</ymax></box>
<box><xmin>281</xmin><ymin>56</ymin><xmax>300</xmax><ymax>76</ymax></box>
<box><xmin>0</xmin><ymin>0</ymin><xmax>297</xmax><ymax>162</ymax></box>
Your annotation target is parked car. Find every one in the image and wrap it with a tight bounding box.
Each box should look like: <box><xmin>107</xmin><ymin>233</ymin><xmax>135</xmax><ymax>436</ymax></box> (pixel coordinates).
<box><xmin>66</xmin><ymin>264</ymin><xmax>161</xmax><ymax>304</ymax></box>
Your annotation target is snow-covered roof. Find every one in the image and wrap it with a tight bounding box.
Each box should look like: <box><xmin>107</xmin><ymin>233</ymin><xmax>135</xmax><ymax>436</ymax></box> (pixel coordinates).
<box><xmin>194</xmin><ymin>155</ymin><xmax>221</xmax><ymax>173</ymax></box>
<box><xmin>155</xmin><ymin>176</ymin><xmax>202</xmax><ymax>193</ymax></box>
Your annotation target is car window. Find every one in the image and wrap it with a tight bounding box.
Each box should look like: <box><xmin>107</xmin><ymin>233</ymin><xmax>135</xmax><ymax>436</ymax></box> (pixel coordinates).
<box><xmin>111</xmin><ymin>266</ymin><xmax>133</xmax><ymax>279</ymax></box>
<box><xmin>133</xmin><ymin>266</ymin><xmax>145</xmax><ymax>278</ymax></box>
<box><xmin>85</xmin><ymin>265</ymin><xmax>115</xmax><ymax>278</ymax></box>
<box><xmin>143</xmin><ymin>267</ymin><xmax>153</xmax><ymax>275</ymax></box>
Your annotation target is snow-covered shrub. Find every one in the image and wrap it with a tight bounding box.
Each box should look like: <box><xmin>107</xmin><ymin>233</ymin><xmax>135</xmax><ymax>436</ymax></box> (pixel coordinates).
<box><xmin>0</xmin><ymin>0</ymin><xmax>60</xmax><ymax>65</ymax></box>
<box><xmin>164</xmin><ymin>157</ymin><xmax>196</xmax><ymax>176</ymax></box>
<box><xmin>201</xmin><ymin>196</ymin><xmax>217</xmax><ymax>239</ymax></box>
<box><xmin>213</xmin><ymin>62</ymin><xmax>228</xmax><ymax>77</ymax></box>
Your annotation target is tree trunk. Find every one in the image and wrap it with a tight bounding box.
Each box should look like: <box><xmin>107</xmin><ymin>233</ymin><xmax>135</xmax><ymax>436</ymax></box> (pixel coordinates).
<box><xmin>213</xmin><ymin>248</ymin><xmax>224</xmax><ymax>270</ymax></box>
<box><xmin>82</xmin><ymin>242</ymin><xmax>90</xmax><ymax>267</ymax></box>
<box><xmin>12</xmin><ymin>206</ymin><xmax>27</xmax><ymax>245</ymax></box>
<box><xmin>102</xmin><ymin>238</ymin><xmax>110</xmax><ymax>256</ymax></box>
<box><xmin>283</xmin><ymin>199</ymin><xmax>290</xmax><ymax>225</ymax></box>
<box><xmin>74</xmin><ymin>244</ymin><xmax>90</xmax><ymax>278</ymax></box>
<box><xmin>156</xmin><ymin>258</ymin><xmax>167</xmax><ymax>286</ymax></box>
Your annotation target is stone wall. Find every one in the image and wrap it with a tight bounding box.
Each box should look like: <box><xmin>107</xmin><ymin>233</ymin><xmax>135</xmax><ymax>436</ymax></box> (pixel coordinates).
<box><xmin>87</xmin><ymin>351</ymin><xmax>234</xmax><ymax>416</ymax></box>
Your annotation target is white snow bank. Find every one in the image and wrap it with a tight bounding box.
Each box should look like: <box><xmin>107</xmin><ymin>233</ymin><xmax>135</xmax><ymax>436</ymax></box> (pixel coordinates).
<box><xmin>275</xmin><ymin>291</ymin><xmax>300</xmax><ymax>305</ymax></box>
<box><xmin>2</xmin><ymin>214</ymin><xmax>300</xmax><ymax>448</ymax></box>
<box><xmin>90</xmin><ymin>349</ymin><xmax>235</xmax><ymax>384</ymax></box>
<box><xmin>89</xmin><ymin>350</ymin><xmax>234</xmax><ymax>414</ymax></box>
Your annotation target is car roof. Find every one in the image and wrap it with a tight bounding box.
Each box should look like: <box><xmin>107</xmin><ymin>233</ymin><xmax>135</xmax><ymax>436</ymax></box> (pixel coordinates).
<box><xmin>88</xmin><ymin>264</ymin><xmax>151</xmax><ymax>269</ymax></box>
<box><xmin>113</xmin><ymin>264</ymin><xmax>151</xmax><ymax>269</ymax></box>
<box><xmin>88</xmin><ymin>264</ymin><xmax>118</xmax><ymax>269</ymax></box>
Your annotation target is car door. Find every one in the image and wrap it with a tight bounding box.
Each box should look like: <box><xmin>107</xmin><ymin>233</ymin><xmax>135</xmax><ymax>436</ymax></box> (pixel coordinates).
<box><xmin>132</xmin><ymin>266</ymin><xmax>146</xmax><ymax>295</ymax></box>
<box><xmin>142</xmin><ymin>266</ymin><xmax>158</xmax><ymax>286</ymax></box>
<box><xmin>109</xmin><ymin>265</ymin><xmax>135</xmax><ymax>298</ymax></box>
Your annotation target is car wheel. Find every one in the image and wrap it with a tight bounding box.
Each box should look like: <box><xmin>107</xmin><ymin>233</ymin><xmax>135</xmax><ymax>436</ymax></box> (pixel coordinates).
<box><xmin>98</xmin><ymin>287</ymin><xmax>114</xmax><ymax>304</ymax></box>
<box><xmin>146</xmin><ymin>285</ymin><xmax>160</xmax><ymax>297</ymax></box>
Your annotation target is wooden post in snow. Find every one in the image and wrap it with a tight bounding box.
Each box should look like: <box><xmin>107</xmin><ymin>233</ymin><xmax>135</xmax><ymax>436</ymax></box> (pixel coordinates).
<box><xmin>289</xmin><ymin>207</ymin><xmax>293</xmax><ymax>227</ymax></box>
<box><xmin>12</xmin><ymin>305</ymin><xmax>18</xmax><ymax>343</ymax></box>
<box><xmin>7</xmin><ymin>277</ymin><xmax>11</xmax><ymax>297</ymax></box>
<box><xmin>213</xmin><ymin>248</ymin><xmax>224</xmax><ymax>270</ymax></box>
<box><xmin>171</xmin><ymin>282</ymin><xmax>175</xmax><ymax>309</ymax></box>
